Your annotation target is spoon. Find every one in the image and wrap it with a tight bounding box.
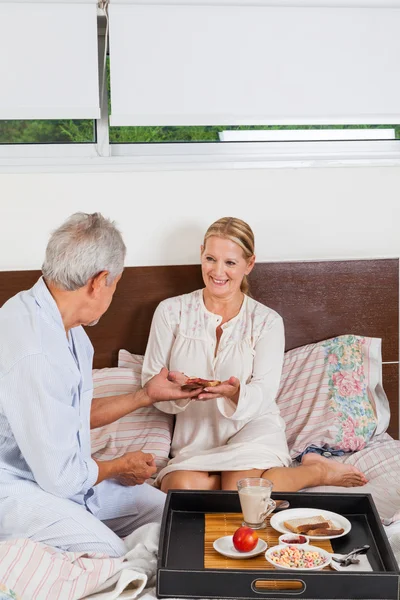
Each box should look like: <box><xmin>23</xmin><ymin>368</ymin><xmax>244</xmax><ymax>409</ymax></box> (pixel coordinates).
<box><xmin>332</xmin><ymin>545</ymin><xmax>370</xmax><ymax>566</ymax></box>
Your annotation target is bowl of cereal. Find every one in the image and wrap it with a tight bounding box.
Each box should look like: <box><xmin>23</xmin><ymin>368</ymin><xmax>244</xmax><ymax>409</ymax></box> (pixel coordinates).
<box><xmin>265</xmin><ymin>544</ymin><xmax>332</xmax><ymax>571</ymax></box>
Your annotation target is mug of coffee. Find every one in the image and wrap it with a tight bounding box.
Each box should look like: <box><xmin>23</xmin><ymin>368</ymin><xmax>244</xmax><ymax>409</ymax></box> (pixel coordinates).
<box><xmin>237</xmin><ymin>477</ymin><xmax>276</xmax><ymax>529</ymax></box>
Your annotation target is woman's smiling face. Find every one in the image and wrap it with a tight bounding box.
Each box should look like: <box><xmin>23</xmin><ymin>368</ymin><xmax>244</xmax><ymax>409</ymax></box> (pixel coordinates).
<box><xmin>201</xmin><ymin>235</ymin><xmax>254</xmax><ymax>299</ymax></box>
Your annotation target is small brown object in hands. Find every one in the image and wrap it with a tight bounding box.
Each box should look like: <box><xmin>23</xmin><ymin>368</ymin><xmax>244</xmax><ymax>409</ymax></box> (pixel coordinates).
<box><xmin>181</xmin><ymin>377</ymin><xmax>221</xmax><ymax>391</ymax></box>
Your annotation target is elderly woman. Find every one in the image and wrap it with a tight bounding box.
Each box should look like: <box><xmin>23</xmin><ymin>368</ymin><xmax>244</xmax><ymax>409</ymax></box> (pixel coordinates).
<box><xmin>142</xmin><ymin>217</ymin><xmax>367</xmax><ymax>492</ymax></box>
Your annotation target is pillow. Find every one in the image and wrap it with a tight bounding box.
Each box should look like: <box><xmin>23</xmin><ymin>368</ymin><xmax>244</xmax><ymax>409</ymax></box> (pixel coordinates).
<box><xmin>117</xmin><ymin>350</ymin><xmax>144</xmax><ymax>372</ymax></box>
<box><xmin>90</xmin><ymin>363</ymin><xmax>173</xmax><ymax>476</ymax></box>
<box><xmin>276</xmin><ymin>335</ymin><xmax>389</xmax><ymax>457</ymax></box>
<box><xmin>0</xmin><ymin>586</ymin><xmax>20</xmax><ymax>600</ymax></box>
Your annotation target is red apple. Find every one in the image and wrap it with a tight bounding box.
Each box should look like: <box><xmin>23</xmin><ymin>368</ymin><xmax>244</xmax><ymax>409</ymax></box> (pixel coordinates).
<box><xmin>232</xmin><ymin>526</ymin><xmax>258</xmax><ymax>552</ymax></box>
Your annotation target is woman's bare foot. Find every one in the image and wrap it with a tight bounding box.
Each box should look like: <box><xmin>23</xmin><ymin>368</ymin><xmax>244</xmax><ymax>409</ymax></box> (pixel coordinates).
<box><xmin>302</xmin><ymin>453</ymin><xmax>368</xmax><ymax>487</ymax></box>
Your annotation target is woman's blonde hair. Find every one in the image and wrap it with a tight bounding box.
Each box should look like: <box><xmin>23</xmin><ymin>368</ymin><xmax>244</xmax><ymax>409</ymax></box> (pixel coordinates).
<box><xmin>203</xmin><ymin>217</ymin><xmax>255</xmax><ymax>295</ymax></box>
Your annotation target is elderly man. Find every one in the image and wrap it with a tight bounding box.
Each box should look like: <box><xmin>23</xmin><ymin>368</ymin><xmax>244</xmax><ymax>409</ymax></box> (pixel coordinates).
<box><xmin>0</xmin><ymin>212</ymin><xmax>197</xmax><ymax>557</ymax></box>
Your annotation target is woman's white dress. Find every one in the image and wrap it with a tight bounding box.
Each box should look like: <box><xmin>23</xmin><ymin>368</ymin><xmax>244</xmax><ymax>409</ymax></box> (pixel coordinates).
<box><xmin>142</xmin><ymin>289</ymin><xmax>291</xmax><ymax>484</ymax></box>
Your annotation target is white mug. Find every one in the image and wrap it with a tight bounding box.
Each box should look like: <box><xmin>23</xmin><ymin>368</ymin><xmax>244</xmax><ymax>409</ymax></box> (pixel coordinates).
<box><xmin>237</xmin><ymin>477</ymin><xmax>276</xmax><ymax>530</ymax></box>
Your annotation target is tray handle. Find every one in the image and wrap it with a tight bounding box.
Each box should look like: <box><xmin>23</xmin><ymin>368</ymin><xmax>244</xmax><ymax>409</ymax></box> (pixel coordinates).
<box><xmin>252</xmin><ymin>577</ymin><xmax>305</xmax><ymax>594</ymax></box>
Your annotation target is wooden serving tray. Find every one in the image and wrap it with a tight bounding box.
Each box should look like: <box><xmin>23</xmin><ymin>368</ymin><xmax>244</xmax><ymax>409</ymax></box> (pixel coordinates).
<box><xmin>205</xmin><ymin>512</ymin><xmax>333</xmax><ymax>571</ymax></box>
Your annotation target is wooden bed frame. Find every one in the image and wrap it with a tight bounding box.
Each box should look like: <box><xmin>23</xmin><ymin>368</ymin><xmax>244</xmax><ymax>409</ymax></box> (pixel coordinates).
<box><xmin>1</xmin><ymin>258</ymin><xmax>398</xmax><ymax>438</ymax></box>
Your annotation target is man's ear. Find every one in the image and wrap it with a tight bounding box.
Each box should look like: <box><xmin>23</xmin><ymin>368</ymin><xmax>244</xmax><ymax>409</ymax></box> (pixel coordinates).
<box><xmin>245</xmin><ymin>255</ymin><xmax>256</xmax><ymax>275</ymax></box>
<box><xmin>89</xmin><ymin>271</ymin><xmax>109</xmax><ymax>296</ymax></box>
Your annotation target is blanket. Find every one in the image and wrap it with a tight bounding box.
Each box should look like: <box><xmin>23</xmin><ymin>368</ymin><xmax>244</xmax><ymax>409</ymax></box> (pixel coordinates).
<box><xmin>0</xmin><ymin>523</ymin><xmax>159</xmax><ymax>600</ymax></box>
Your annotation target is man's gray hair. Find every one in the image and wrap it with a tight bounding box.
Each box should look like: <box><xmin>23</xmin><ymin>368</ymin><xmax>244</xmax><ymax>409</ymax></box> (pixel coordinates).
<box><xmin>42</xmin><ymin>212</ymin><xmax>126</xmax><ymax>291</ymax></box>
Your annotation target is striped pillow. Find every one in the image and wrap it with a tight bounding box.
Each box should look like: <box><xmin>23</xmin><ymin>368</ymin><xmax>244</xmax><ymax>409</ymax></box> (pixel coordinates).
<box><xmin>90</xmin><ymin>363</ymin><xmax>173</xmax><ymax>476</ymax></box>
<box><xmin>276</xmin><ymin>335</ymin><xmax>387</xmax><ymax>457</ymax></box>
<box><xmin>118</xmin><ymin>350</ymin><xmax>144</xmax><ymax>372</ymax></box>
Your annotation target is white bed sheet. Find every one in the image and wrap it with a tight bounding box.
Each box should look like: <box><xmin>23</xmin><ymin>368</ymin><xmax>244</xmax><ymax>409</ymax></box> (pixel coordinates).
<box><xmin>300</xmin><ymin>433</ymin><xmax>400</xmax><ymax>520</ymax></box>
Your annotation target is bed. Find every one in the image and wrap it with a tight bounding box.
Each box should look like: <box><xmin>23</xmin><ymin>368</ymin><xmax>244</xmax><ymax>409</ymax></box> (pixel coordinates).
<box><xmin>0</xmin><ymin>258</ymin><xmax>399</xmax><ymax>599</ymax></box>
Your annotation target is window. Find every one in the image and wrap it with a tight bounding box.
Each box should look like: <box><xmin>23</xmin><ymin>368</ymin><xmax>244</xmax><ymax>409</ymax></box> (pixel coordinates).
<box><xmin>1</xmin><ymin>1</ymin><xmax>400</xmax><ymax>169</ymax></box>
<box><xmin>107</xmin><ymin>4</ymin><xmax>400</xmax><ymax>129</ymax></box>
<box><xmin>0</xmin><ymin>0</ymin><xmax>98</xmax><ymax>150</ymax></box>
<box><xmin>105</xmin><ymin>57</ymin><xmax>400</xmax><ymax>144</ymax></box>
<box><xmin>0</xmin><ymin>1</ymin><xmax>99</xmax><ymax>126</ymax></box>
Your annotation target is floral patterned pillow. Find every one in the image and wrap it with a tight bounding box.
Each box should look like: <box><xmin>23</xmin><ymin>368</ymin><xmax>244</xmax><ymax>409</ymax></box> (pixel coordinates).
<box><xmin>0</xmin><ymin>586</ymin><xmax>20</xmax><ymax>600</ymax></box>
<box><xmin>276</xmin><ymin>335</ymin><xmax>389</xmax><ymax>457</ymax></box>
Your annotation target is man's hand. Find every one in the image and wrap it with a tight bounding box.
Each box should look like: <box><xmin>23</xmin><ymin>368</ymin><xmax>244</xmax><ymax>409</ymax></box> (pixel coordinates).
<box><xmin>167</xmin><ymin>371</ymin><xmax>189</xmax><ymax>386</ymax></box>
<box><xmin>197</xmin><ymin>376</ymin><xmax>240</xmax><ymax>405</ymax></box>
<box><xmin>142</xmin><ymin>367</ymin><xmax>201</xmax><ymax>405</ymax></box>
<box><xmin>115</xmin><ymin>451</ymin><xmax>157</xmax><ymax>486</ymax></box>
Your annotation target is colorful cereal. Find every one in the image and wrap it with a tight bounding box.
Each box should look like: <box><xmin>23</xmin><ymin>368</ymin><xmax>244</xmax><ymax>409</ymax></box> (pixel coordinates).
<box><xmin>268</xmin><ymin>546</ymin><xmax>327</xmax><ymax>569</ymax></box>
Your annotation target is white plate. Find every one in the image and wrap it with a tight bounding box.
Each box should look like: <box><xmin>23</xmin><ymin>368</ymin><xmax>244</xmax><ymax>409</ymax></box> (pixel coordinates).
<box><xmin>265</xmin><ymin>544</ymin><xmax>332</xmax><ymax>571</ymax></box>
<box><xmin>213</xmin><ymin>536</ymin><xmax>267</xmax><ymax>559</ymax></box>
<box><xmin>270</xmin><ymin>508</ymin><xmax>351</xmax><ymax>540</ymax></box>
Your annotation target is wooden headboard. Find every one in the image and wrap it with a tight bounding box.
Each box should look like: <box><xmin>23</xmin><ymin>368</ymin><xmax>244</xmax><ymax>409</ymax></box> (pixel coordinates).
<box><xmin>1</xmin><ymin>259</ymin><xmax>398</xmax><ymax>438</ymax></box>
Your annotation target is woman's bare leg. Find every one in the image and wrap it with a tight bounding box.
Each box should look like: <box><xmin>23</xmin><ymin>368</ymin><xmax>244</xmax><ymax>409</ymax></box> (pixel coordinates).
<box><xmin>262</xmin><ymin>454</ymin><xmax>367</xmax><ymax>492</ymax></box>
<box><xmin>221</xmin><ymin>469</ymin><xmax>264</xmax><ymax>490</ymax></box>
<box><xmin>160</xmin><ymin>470</ymin><xmax>221</xmax><ymax>493</ymax></box>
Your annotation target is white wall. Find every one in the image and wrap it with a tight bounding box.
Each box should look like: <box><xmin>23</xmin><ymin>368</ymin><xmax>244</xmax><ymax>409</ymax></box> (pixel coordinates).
<box><xmin>0</xmin><ymin>165</ymin><xmax>399</xmax><ymax>270</ymax></box>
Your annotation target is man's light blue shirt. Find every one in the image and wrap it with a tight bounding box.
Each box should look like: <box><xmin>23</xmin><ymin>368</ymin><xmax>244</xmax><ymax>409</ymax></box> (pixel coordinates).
<box><xmin>0</xmin><ymin>277</ymin><xmax>99</xmax><ymax>506</ymax></box>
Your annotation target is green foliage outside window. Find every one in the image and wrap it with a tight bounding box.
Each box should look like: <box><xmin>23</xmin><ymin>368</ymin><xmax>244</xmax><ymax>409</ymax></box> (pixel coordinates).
<box><xmin>1</xmin><ymin>120</ymin><xmax>399</xmax><ymax>144</ymax></box>
<box><xmin>109</xmin><ymin>124</ymin><xmax>400</xmax><ymax>143</ymax></box>
<box><xmin>0</xmin><ymin>120</ymin><xmax>95</xmax><ymax>144</ymax></box>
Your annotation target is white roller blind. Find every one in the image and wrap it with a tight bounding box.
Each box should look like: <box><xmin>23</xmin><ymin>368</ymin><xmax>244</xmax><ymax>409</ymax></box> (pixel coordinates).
<box><xmin>0</xmin><ymin>1</ymin><xmax>100</xmax><ymax>120</ymax></box>
<box><xmin>108</xmin><ymin>2</ymin><xmax>400</xmax><ymax>126</ymax></box>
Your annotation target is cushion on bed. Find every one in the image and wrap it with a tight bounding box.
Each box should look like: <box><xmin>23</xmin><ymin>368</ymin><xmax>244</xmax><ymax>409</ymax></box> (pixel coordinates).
<box><xmin>90</xmin><ymin>363</ymin><xmax>173</xmax><ymax>476</ymax></box>
<box><xmin>276</xmin><ymin>335</ymin><xmax>390</xmax><ymax>457</ymax></box>
<box><xmin>0</xmin><ymin>586</ymin><xmax>20</xmax><ymax>600</ymax></box>
<box><xmin>117</xmin><ymin>349</ymin><xmax>144</xmax><ymax>372</ymax></box>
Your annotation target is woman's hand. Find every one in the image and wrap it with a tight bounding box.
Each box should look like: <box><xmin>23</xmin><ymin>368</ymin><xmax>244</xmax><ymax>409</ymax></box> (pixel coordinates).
<box><xmin>197</xmin><ymin>376</ymin><xmax>240</xmax><ymax>405</ymax></box>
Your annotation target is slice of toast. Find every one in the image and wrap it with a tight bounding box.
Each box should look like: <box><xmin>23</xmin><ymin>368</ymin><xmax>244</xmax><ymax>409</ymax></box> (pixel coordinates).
<box><xmin>304</xmin><ymin>520</ymin><xmax>344</xmax><ymax>536</ymax></box>
<box><xmin>284</xmin><ymin>515</ymin><xmax>329</xmax><ymax>534</ymax></box>
<box><xmin>307</xmin><ymin>526</ymin><xmax>345</xmax><ymax>536</ymax></box>
<box><xmin>297</xmin><ymin>521</ymin><xmax>330</xmax><ymax>533</ymax></box>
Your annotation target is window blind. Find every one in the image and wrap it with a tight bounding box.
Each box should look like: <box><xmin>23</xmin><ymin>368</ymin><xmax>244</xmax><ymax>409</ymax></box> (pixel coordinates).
<box><xmin>108</xmin><ymin>2</ymin><xmax>400</xmax><ymax>126</ymax></box>
<box><xmin>0</xmin><ymin>0</ymin><xmax>100</xmax><ymax>120</ymax></box>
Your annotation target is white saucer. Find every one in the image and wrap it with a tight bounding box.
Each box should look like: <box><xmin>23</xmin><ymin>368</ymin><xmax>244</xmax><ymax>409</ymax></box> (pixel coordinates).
<box><xmin>213</xmin><ymin>536</ymin><xmax>267</xmax><ymax>559</ymax></box>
